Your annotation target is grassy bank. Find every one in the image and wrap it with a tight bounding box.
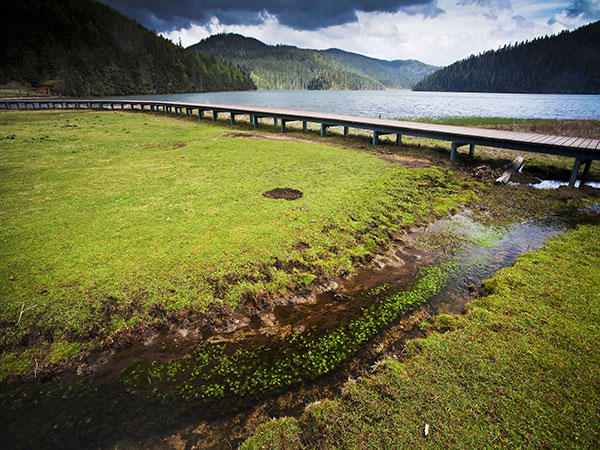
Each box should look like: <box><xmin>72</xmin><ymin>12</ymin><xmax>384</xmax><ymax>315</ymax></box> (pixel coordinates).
<box><xmin>243</xmin><ymin>223</ymin><xmax>600</xmax><ymax>449</ymax></box>
<box><xmin>0</xmin><ymin>110</ymin><xmax>474</xmax><ymax>380</ymax></box>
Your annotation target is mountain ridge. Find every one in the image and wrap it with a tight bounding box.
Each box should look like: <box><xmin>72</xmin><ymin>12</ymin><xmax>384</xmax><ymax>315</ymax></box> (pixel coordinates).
<box><xmin>188</xmin><ymin>34</ymin><xmax>439</xmax><ymax>90</ymax></box>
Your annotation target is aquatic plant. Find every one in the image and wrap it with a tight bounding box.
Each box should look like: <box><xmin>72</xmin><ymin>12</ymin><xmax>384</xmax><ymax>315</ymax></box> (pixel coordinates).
<box><xmin>119</xmin><ymin>264</ymin><xmax>454</xmax><ymax>408</ymax></box>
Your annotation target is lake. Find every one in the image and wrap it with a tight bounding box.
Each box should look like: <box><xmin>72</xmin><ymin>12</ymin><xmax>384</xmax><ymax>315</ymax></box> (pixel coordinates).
<box><xmin>110</xmin><ymin>90</ymin><xmax>600</xmax><ymax>120</ymax></box>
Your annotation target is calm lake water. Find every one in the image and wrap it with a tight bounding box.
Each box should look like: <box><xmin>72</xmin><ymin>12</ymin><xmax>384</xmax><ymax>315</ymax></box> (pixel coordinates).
<box><xmin>110</xmin><ymin>90</ymin><xmax>600</xmax><ymax>120</ymax></box>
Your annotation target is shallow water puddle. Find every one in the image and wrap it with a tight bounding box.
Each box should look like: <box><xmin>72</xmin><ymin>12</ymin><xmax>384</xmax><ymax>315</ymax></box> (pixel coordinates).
<box><xmin>2</xmin><ymin>207</ymin><xmax>598</xmax><ymax>449</ymax></box>
<box><xmin>510</xmin><ymin>179</ymin><xmax>600</xmax><ymax>189</ymax></box>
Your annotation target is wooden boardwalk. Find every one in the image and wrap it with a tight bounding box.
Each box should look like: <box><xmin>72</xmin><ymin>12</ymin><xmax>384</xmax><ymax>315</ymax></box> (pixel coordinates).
<box><xmin>2</xmin><ymin>98</ymin><xmax>598</xmax><ymax>187</ymax></box>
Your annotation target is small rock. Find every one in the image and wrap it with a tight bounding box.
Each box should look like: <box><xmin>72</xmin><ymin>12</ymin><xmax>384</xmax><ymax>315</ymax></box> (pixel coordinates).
<box><xmin>292</xmin><ymin>324</ymin><xmax>306</xmax><ymax>334</ymax></box>
<box><xmin>9</xmin><ymin>276</ymin><xmax>15</xmax><ymax>281</ymax></box>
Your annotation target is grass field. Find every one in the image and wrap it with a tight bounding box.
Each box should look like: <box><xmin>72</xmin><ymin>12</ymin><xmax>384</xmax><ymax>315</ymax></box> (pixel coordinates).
<box><xmin>0</xmin><ymin>110</ymin><xmax>474</xmax><ymax>380</ymax></box>
<box><xmin>242</xmin><ymin>223</ymin><xmax>600</xmax><ymax>449</ymax></box>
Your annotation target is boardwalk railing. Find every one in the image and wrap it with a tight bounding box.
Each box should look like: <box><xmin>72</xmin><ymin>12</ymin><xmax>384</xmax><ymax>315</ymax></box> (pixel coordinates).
<box><xmin>2</xmin><ymin>99</ymin><xmax>598</xmax><ymax>187</ymax></box>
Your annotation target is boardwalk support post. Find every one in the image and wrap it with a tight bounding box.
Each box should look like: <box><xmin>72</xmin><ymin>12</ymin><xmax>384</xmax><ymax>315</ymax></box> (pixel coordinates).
<box><xmin>212</xmin><ymin>111</ymin><xmax>218</xmax><ymax>122</ymax></box>
<box><xmin>230</xmin><ymin>113</ymin><xmax>235</xmax><ymax>125</ymax></box>
<box><xmin>321</xmin><ymin>124</ymin><xmax>328</xmax><ymax>137</ymax></box>
<box><xmin>450</xmin><ymin>142</ymin><xmax>469</xmax><ymax>162</ymax></box>
<box><xmin>280</xmin><ymin>120</ymin><xmax>286</xmax><ymax>133</ymax></box>
<box><xmin>273</xmin><ymin>117</ymin><xmax>278</xmax><ymax>126</ymax></box>
<box><xmin>186</xmin><ymin>108</ymin><xmax>190</xmax><ymax>117</ymax></box>
<box><xmin>303</xmin><ymin>121</ymin><xmax>307</xmax><ymax>132</ymax></box>
<box><xmin>579</xmin><ymin>160</ymin><xmax>592</xmax><ymax>188</ymax></box>
<box><xmin>253</xmin><ymin>115</ymin><xmax>259</xmax><ymax>129</ymax></box>
<box><xmin>373</xmin><ymin>131</ymin><xmax>380</xmax><ymax>146</ymax></box>
<box><xmin>344</xmin><ymin>126</ymin><xmax>349</xmax><ymax>136</ymax></box>
<box><xmin>450</xmin><ymin>142</ymin><xmax>458</xmax><ymax>162</ymax></box>
<box><xmin>198</xmin><ymin>109</ymin><xmax>204</xmax><ymax>119</ymax></box>
<box><xmin>396</xmin><ymin>134</ymin><xmax>402</xmax><ymax>146</ymax></box>
<box><xmin>569</xmin><ymin>158</ymin><xmax>582</xmax><ymax>187</ymax></box>
<box><xmin>469</xmin><ymin>144</ymin><xmax>475</xmax><ymax>158</ymax></box>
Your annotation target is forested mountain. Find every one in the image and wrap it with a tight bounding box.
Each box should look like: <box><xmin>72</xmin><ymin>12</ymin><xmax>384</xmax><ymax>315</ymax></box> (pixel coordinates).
<box><xmin>413</xmin><ymin>21</ymin><xmax>600</xmax><ymax>94</ymax></box>
<box><xmin>317</xmin><ymin>49</ymin><xmax>439</xmax><ymax>88</ymax></box>
<box><xmin>189</xmin><ymin>34</ymin><xmax>385</xmax><ymax>90</ymax></box>
<box><xmin>0</xmin><ymin>0</ymin><xmax>255</xmax><ymax>96</ymax></box>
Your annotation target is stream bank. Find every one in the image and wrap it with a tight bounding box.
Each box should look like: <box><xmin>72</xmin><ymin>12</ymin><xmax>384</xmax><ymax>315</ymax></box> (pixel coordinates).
<box><xmin>2</xmin><ymin>185</ymin><xmax>599</xmax><ymax>449</ymax></box>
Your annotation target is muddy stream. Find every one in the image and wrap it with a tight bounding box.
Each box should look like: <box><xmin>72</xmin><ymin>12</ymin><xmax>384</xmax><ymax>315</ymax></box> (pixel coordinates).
<box><xmin>2</xmin><ymin>206</ymin><xmax>599</xmax><ymax>450</ymax></box>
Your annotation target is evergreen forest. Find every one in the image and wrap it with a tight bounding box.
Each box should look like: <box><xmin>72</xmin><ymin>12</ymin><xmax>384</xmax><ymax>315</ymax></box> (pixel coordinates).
<box><xmin>0</xmin><ymin>0</ymin><xmax>256</xmax><ymax>96</ymax></box>
<box><xmin>413</xmin><ymin>21</ymin><xmax>600</xmax><ymax>94</ymax></box>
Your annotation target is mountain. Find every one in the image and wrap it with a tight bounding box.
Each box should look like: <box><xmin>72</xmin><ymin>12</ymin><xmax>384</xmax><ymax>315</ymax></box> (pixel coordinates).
<box><xmin>317</xmin><ymin>49</ymin><xmax>439</xmax><ymax>89</ymax></box>
<box><xmin>0</xmin><ymin>0</ymin><xmax>255</xmax><ymax>96</ymax></box>
<box><xmin>188</xmin><ymin>34</ymin><xmax>384</xmax><ymax>90</ymax></box>
<box><xmin>413</xmin><ymin>21</ymin><xmax>600</xmax><ymax>94</ymax></box>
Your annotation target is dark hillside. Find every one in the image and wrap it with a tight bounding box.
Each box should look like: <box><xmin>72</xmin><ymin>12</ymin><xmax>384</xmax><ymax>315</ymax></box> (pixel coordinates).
<box><xmin>413</xmin><ymin>21</ymin><xmax>600</xmax><ymax>94</ymax></box>
<box><xmin>0</xmin><ymin>0</ymin><xmax>256</xmax><ymax>96</ymax></box>
<box><xmin>189</xmin><ymin>33</ymin><xmax>384</xmax><ymax>90</ymax></box>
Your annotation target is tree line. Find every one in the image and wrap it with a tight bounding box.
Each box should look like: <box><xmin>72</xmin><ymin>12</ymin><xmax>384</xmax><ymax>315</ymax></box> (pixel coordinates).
<box><xmin>189</xmin><ymin>34</ymin><xmax>385</xmax><ymax>90</ymax></box>
<box><xmin>0</xmin><ymin>0</ymin><xmax>256</xmax><ymax>96</ymax></box>
<box><xmin>413</xmin><ymin>21</ymin><xmax>600</xmax><ymax>94</ymax></box>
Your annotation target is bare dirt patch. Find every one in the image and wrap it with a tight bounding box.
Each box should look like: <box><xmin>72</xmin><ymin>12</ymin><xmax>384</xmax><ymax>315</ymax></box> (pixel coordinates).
<box><xmin>222</xmin><ymin>132</ymin><xmax>315</xmax><ymax>144</ymax></box>
<box><xmin>377</xmin><ymin>153</ymin><xmax>433</xmax><ymax>168</ymax></box>
<box><xmin>263</xmin><ymin>188</ymin><xmax>304</xmax><ymax>201</ymax></box>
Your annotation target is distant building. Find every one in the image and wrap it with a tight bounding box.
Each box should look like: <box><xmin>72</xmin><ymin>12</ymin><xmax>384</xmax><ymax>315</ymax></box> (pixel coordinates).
<box><xmin>36</xmin><ymin>85</ymin><xmax>52</xmax><ymax>95</ymax></box>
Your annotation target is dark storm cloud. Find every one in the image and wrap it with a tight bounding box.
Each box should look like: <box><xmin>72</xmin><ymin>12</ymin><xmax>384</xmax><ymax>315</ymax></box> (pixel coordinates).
<box><xmin>100</xmin><ymin>0</ymin><xmax>443</xmax><ymax>32</ymax></box>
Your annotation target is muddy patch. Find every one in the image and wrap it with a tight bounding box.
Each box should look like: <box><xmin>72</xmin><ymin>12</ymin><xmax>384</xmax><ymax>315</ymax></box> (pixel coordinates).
<box><xmin>263</xmin><ymin>187</ymin><xmax>303</xmax><ymax>201</ymax></box>
<box><xmin>222</xmin><ymin>132</ymin><xmax>315</xmax><ymax>143</ymax></box>
<box><xmin>377</xmin><ymin>152</ymin><xmax>432</xmax><ymax>168</ymax></box>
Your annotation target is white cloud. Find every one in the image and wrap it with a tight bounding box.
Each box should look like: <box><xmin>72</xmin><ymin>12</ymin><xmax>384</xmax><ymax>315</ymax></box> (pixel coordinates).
<box><xmin>162</xmin><ymin>0</ymin><xmax>598</xmax><ymax>66</ymax></box>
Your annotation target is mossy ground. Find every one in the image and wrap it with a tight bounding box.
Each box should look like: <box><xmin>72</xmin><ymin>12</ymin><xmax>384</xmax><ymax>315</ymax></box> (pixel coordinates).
<box><xmin>242</xmin><ymin>223</ymin><xmax>600</xmax><ymax>449</ymax></box>
<box><xmin>0</xmin><ymin>110</ymin><xmax>473</xmax><ymax>380</ymax></box>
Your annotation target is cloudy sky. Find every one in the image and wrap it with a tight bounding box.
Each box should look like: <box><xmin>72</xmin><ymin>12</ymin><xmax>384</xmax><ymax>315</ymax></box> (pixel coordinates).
<box><xmin>100</xmin><ymin>0</ymin><xmax>600</xmax><ymax>66</ymax></box>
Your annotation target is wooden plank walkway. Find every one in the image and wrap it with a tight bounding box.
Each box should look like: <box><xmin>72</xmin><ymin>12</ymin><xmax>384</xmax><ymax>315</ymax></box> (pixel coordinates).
<box><xmin>1</xmin><ymin>98</ymin><xmax>598</xmax><ymax>187</ymax></box>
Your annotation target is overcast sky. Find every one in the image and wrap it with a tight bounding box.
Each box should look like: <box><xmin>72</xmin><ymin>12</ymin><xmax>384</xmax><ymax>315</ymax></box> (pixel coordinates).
<box><xmin>100</xmin><ymin>0</ymin><xmax>600</xmax><ymax>66</ymax></box>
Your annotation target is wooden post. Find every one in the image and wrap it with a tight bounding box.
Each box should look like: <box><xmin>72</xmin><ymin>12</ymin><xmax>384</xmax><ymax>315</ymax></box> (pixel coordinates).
<box><xmin>212</xmin><ymin>111</ymin><xmax>218</xmax><ymax>122</ymax></box>
<box><xmin>230</xmin><ymin>113</ymin><xmax>235</xmax><ymax>125</ymax></box>
<box><xmin>253</xmin><ymin>115</ymin><xmax>259</xmax><ymax>129</ymax></box>
<box><xmin>469</xmin><ymin>144</ymin><xmax>475</xmax><ymax>158</ymax></box>
<box><xmin>396</xmin><ymin>134</ymin><xmax>402</xmax><ymax>146</ymax></box>
<box><xmin>579</xmin><ymin>160</ymin><xmax>592</xmax><ymax>188</ymax></box>
<box><xmin>569</xmin><ymin>158</ymin><xmax>582</xmax><ymax>187</ymax></box>
<box><xmin>372</xmin><ymin>131</ymin><xmax>379</xmax><ymax>146</ymax></box>
<box><xmin>185</xmin><ymin>108</ymin><xmax>190</xmax><ymax>117</ymax></box>
<box><xmin>344</xmin><ymin>126</ymin><xmax>349</xmax><ymax>136</ymax></box>
<box><xmin>273</xmin><ymin>117</ymin><xmax>278</xmax><ymax>126</ymax></box>
<box><xmin>321</xmin><ymin>124</ymin><xmax>327</xmax><ymax>137</ymax></box>
<box><xmin>280</xmin><ymin>120</ymin><xmax>286</xmax><ymax>133</ymax></box>
<box><xmin>450</xmin><ymin>142</ymin><xmax>458</xmax><ymax>162</ymax></box>
<box><xmin>303</xmin><ymin>121</ymin><xmax>307</xmax><ymax>132</ymax></box>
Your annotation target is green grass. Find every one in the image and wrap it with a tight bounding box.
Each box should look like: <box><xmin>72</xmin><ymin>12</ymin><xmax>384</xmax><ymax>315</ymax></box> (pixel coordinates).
<box><xmin>0</xmin><ymin>110</ymin><xmax>473</xmax><ymax>379</ymax></box>
<box><xmin>242</xmin><ymin>223</ymin><xmax>600</xmax><ymax>449</ymax></box>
